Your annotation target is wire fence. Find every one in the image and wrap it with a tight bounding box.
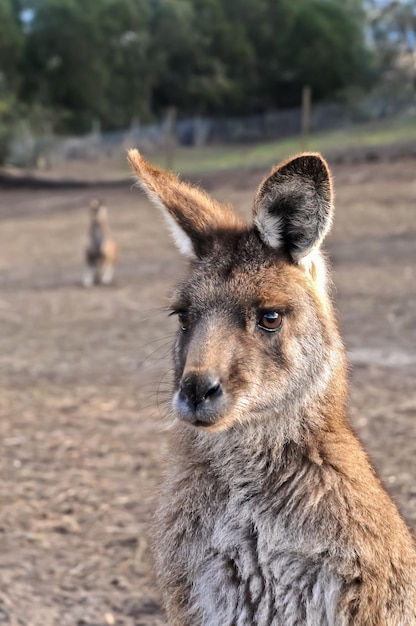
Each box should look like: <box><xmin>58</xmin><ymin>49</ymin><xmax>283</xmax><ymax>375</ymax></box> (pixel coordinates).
<box><xmin>6</xmin><ymin>92</ymin><xmax>416</xmax><ymax>174</ymax></box>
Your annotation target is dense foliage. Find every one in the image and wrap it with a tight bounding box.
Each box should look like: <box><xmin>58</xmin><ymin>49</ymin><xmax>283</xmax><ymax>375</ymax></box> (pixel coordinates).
<box><xmin>0</xmin><ymin>0</ymin><xmax>414</xmax><ymax>134</ymax></box>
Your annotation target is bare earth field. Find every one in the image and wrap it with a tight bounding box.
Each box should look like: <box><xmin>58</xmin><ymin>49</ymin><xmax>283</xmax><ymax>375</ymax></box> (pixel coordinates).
<box><xmin>0</xmin><ymin>158</ymin><xmax>415</xmax><ymax>625</ymax></box>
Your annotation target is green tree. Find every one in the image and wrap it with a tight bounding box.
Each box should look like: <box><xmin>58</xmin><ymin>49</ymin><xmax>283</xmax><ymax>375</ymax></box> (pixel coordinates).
<box><xmin>151</xmin><ymin>0</ymin><xmax>374</xmax><ymax>115</ymax></box>
<box><xmin>0</xmin><ymin>0</ymin><xmax>24</xmax><ymax>92</ymax></box>
<box><xmin>20</xmin><ymin>0</ymin><xmax>155</xmax><ymax>130</ymax></box>
<box><xmin>366</xmin><ymin>0</ymin><xmax>416</xmax><ymax>101</ymax></box>
<box><xmin>17</xmin><ymin>0</ymin><xmax>375</xmax><ymax>130</ymax></box>
<box><xmin>228</xmin><ymin>0</ymin><xmax>374</xmax><ymax>111</ymax></box>
<box><xmin>98</xmin><ymin>0</ymin><xmax>153</xmax><ymax>127</ymax></box>
<box><xmin>150</xmin><ymin>0</ymin><xmax>255</xmax><ymax>115</ymax></box>
<box><xmin>20</xmin><ymin>0</ymin><xmax>108</xmax><ymax>131</ymax></box>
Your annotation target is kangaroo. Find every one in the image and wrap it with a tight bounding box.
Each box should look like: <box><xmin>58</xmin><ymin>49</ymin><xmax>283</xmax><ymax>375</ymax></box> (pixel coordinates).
<box><xmin>83</xmin><ymin>197</ymin><xmax>118</xmax><ymax>287</ymax></box>
<box><xmin>128</xmin><ymin>149</ymin><xmax>416</xmax><ymax>626</ymax></box>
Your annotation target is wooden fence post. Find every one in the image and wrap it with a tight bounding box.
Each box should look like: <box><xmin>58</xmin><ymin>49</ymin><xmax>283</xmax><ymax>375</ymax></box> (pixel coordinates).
<box><xmin>165</xmin><ymin>107</ymin><xmax>177</xmax><ymax>170</ymax></box>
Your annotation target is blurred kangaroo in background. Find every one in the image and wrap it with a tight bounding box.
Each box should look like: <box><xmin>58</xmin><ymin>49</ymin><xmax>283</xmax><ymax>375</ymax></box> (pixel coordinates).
<box><xmin>83</xmin><ymin>197</ymin><xmax>118</xmax><ymax>287</ymax></box>
<box><xmin>129</xmin><ymin>149</ymin><xmax>416</xmax><ymax>626</ymax></box>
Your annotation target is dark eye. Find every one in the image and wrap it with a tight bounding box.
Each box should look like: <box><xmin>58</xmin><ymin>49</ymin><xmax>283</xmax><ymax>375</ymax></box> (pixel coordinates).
<box><xmin>177</xmin><ymin>311</ymin><xmax>189</xmax><ymax>331</ymax></box>
<box><xmin>258</xmin><ymin>311</ymin><xmax>283</xmax><ymax>332</ymax></box>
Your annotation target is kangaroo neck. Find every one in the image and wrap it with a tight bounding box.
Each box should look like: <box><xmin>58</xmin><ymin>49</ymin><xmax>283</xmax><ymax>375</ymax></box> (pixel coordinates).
<box><xmin>178</xmin><ymin>397</ymin><xmax>351</xmax><ymax>480</ymax></box>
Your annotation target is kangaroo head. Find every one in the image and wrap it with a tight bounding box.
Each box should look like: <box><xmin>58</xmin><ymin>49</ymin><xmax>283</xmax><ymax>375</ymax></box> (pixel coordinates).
<box><xmin>89</xmin><ymin>197</ymin><xmax>108</xmax><ymax>224</ymax></box>
<box><xmin>129</xmin><ymin>150</ymin><xmax>345</xmax><ymax>435</ymax></box>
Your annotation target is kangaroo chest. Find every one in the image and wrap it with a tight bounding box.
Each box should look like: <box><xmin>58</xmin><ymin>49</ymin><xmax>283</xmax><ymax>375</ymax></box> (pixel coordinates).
<box><xmin>172</xmin><ymin>494</ymin><xmax>341</xmax><ymax>626</ymax></box>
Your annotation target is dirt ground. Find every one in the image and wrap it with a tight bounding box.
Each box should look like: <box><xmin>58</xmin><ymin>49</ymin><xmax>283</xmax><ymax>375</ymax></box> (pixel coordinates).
<box><xmin>0</xmin><ymin>158</ymin><xmax>415</xmax><ymax>625</ymax></box>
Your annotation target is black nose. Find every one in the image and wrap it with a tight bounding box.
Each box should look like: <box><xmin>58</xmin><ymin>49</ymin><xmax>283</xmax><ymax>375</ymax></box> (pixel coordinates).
<box><xmin>179</xmin><ymin>372</ymin><xmax>222</xmax><ymax>408</ymax></box>
<box><xmin>177</xmin><ymin>372</ymin><xmax>223</xmax><ymax>424</ymax></box>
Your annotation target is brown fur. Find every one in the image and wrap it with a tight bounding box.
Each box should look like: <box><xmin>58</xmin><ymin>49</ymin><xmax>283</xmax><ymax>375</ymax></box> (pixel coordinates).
<box><xmin>129</xmin><ymin>150</ymin><xmax>416</xmax><ymax>626</ymax></box>
<box><xmin>83</xmin><ymin>198</ymin><xmax>118</xmax><ymax>286</ymax></box>
<box><xmin>128</xmin><ymin>151</ymin><xmax>243</xmax><ymax>255</ymax></box>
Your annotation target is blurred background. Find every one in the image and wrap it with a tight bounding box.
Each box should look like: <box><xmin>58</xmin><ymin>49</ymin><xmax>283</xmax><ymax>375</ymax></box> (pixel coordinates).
<box><xmin>1</xmin><ymin>0</ymin><xmax>416</xmax><ymax>176</ymax></box>
<box><xmin>0</xmin><ymin>2</ymin><xmax>415</xmax><ymax>625</ymax></box>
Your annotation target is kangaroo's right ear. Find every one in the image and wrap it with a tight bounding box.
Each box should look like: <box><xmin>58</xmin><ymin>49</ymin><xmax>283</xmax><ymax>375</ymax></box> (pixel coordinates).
<box><xmin>253</xmin><ymin>153</ymin><xmax>333</xmax><ymax>263</ymax></box>
<box><xmin>128</xmin><ymin>150</ymin><xmax>243</xmax><ymax>257</ymax></box>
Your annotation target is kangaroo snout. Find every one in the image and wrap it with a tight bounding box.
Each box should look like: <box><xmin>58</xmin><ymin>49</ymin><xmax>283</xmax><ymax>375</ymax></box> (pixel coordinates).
<box><xmin>176</xmin><ymin>371</ymin><xmax>224</xmax><ymax>426</ymax></box>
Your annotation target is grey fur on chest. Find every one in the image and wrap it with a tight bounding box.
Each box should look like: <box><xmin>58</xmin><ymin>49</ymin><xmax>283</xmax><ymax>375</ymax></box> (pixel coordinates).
<box><xmin>182</xmin><ymin>503</ymin><xmax>341</xmax><ymax>626</ymax></box>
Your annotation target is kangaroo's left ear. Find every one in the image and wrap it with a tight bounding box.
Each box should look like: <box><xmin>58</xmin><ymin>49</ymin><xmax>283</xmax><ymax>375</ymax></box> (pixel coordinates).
<box><xmin>253</xmin><ymin>153</ymin><xmax>333</xmax><ymax>263</ymax></box>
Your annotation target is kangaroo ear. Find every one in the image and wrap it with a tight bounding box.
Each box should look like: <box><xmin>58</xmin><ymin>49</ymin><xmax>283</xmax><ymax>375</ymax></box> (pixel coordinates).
<box><xmin>253</xmin><ymin>153</ymin><xmax>333</xmax><ymax>263</ymax></box>
<box><xmin>128</xmin><ymin>150</ymin><xmax>243</xmax><ymax>257</ymax></box>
